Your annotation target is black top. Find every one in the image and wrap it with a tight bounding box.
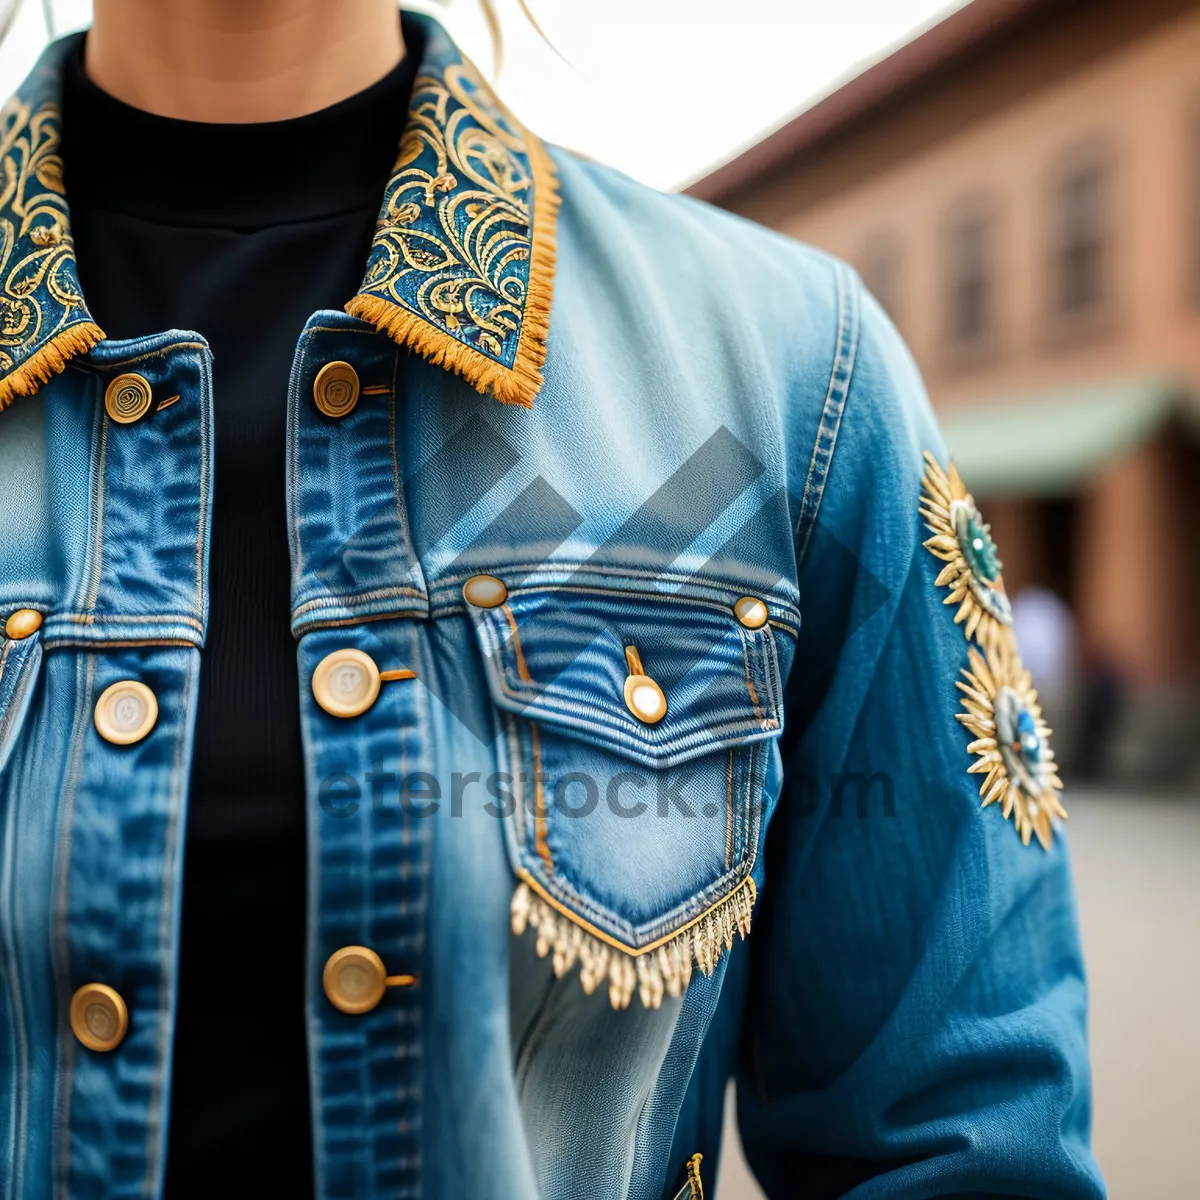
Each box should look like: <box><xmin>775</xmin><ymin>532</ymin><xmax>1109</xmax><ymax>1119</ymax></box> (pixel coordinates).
<box><xmin>61</xmin><ymin>33</ymin><xmax>416</xmax><ymax>1197</ymax></box>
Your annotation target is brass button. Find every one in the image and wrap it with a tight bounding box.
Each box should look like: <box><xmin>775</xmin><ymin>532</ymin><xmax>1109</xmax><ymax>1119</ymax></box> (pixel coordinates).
<box><xmin>70</xmin><ymin>983</ymin><xmax>128</xmax><ymax>1051</ymax></box>
<box><xmin>4</xmin><ymin>609</ymin><xmax>42</xmax><ymax>639</ymax></box>
<box><xmin>462</xmin><ymin>574</ymin><xmax>507</xmax><ymax>608</ymax></box>
<box><xmin>623</xmin><ymin>646</ymin><xmax>667</xmax><ymax>725</ymax></box>
<box><xmin>322</xmin><ymin>946</ymin><xmax>416</xmax><ymax>1014</ymax></box>
<box><xmin>104</xmin><ymin>373</ymin><xmax>153</xmax><ymax>424</ymax></box>
<box><xmin>313</xmin><ymin>361</ymin><xmax>360</xmax><ymax>418</ymax></box>
<box><xmin>733</xmin><ymin>595</ymin><xmax>769</xmax><ymax>630</ymax></box>
<box><xmin>94</xmin><ymin>680</ymin><xmax>158</xmax><ymax>746</ymax></box>
<box><xmin>312</xmin><ymin>648</ymin><xmax>381</xmax><ymax>718</ymax></box>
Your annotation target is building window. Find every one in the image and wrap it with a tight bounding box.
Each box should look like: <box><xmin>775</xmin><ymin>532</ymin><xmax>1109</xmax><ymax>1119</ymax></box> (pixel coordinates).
<box><xmin>1055</xmin><ymin>158</ymin><xmax>1108</xmax><ymax>316</ymax></box>
<box><xmin>943</xmin><ymin>203</ymin><xmax>996</xmax><ymax>357</ymax></box>
<box><xmin>859</xmin><ymin>234</ymin><xmax>902</xmax><ymax>325</ymax></box>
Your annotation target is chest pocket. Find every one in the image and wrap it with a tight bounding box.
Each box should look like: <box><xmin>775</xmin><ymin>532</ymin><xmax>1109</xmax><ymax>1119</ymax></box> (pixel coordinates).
<box><xmin>466</xmin><ymin>583</ymin><xmax>786</xmax><ymax>1010</ymax></box>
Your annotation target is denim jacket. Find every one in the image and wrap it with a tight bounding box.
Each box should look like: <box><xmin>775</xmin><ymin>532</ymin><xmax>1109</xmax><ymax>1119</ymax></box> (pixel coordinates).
<box><xmin>0</xmin><ymin>13</ymin><xmax>1104</xmax><ymax>1200</ymax></box>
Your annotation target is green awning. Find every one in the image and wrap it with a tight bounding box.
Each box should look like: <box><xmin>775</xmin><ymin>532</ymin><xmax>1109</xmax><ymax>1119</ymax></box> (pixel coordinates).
<box><xmin>937</xmin><ymin>375</ymin><xmax>1199</xmax><ymax>500</ymax></box>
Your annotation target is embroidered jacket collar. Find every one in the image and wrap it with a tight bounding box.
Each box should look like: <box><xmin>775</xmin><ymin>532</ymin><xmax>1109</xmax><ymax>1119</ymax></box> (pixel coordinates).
<box><xmin>0</xmin><ymin>10</ymin><xmax>558</xmax><ymax>414</ymax></box>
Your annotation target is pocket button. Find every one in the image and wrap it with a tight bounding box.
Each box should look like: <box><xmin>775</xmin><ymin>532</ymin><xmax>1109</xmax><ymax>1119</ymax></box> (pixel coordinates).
<box><xmin>623</xmin><ymin>645</ymin><xmax>667</xmax><ymax>724</ymax></box>
<box><xmin>4</xmin><ymin>609</ymin><xmax>42</xmax><ymax>639</ymax></box>
<box><xmin>733</xmin><ymin>595</ymin><xmax>769</xmax><ymax>630</ymax></box>
<box><xmin>463</xmin><ymin>574</ymin><xmax>507</xmax><ymax>608</ymax></box>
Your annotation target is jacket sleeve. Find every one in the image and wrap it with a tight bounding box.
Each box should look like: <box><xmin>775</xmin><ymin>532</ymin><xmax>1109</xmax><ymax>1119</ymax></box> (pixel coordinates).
<box><xmin>735</xmin><ymin>281</ymin><xmax>1105</xmax><ymax>1198</ymax></box>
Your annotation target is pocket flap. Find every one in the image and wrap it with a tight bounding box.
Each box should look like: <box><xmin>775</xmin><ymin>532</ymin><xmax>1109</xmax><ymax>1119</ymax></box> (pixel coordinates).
<box><xmin>466</xmin><ymin>585</ymin><xmax>784</xmax><ymax>770</ymax></box>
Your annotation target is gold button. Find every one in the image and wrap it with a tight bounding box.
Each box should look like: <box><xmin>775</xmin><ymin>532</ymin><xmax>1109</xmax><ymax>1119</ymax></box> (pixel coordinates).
<box><xmin>322</xmin><ymin>946</ymin><xmax>396</xmax><ymax>1015</ymax></box>
<box><xmin>625</xmin><ymin>675</ymin><xmax>667</xmax><ymax>724</ymax></box>
<box><xmin>4</xmin><ymin>609</ymin><xmax>42</xmax><ymax>639</ymax></box>
<box><xmin>733</xmin><ymin>595</ymin><xmax>769</xmax><ymax>630</ymax></box>
<box><xmin>313</xmin><ymin>361</ymin><xmax>360</xmax><ymax>418</ymax></box>
<box><xmin>312</xmin><ymin>648</ymin><xmax>381</xmax><ymax>718</ymax></box>
<box><xmin>462</xmin><ymin>574</ymin><xmax>507</xmax><ymax>608</ymax></box>
<box><xmin>104</xmin><ymin>373</ymin><xmax>153</xmax><ymax>424</ymax></box>
<box><xmin>94</xmin><ymin>680</ymin><xmax>158</xmax><ymax>746</ymax></box>
<box><xmin>623</xmin><ymin>646</ymin><xmax>667</xmax><ymax>725</ymax></box>
<box><xmin>323</xmin><ymin>946</ymin><xmax>414</xmax><ymax>1015</ymax></box>
<box><xmin>70</xmin><ymin>983</ymin><xmax>128</xmax><ymax>1051</ymax></box>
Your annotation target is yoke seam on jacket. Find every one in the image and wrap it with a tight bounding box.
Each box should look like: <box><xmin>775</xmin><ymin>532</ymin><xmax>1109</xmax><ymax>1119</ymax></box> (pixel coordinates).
<box><xmin>793</xmin><ymin>261</ymin><xmax>862</xmax><ymax>569</ymax></box>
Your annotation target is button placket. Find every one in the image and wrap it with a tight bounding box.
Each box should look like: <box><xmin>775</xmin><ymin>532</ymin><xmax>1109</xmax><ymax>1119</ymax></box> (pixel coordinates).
<box><xmin>53</xmin><ymin>339</ymin><xmax>214</xmax><ymax>1190</ymax></box>
<box><xmin>289</xmin><ymin>320</ymin><xmax>430</xmax><ymax>1197</ymax></box>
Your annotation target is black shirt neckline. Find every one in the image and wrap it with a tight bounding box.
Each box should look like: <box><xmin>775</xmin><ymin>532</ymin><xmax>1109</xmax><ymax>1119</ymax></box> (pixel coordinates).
<box><xmin>60</xmin><ymin>26</ymin><xmax>420</xmax><ymax>231</ymax></box>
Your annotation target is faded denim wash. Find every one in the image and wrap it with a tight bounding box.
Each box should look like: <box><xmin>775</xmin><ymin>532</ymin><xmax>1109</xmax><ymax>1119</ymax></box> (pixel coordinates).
<box><xmin>0</xmin><ymin>12</ymin><xmax>1103</xmax><ymax>1200</ymax></box>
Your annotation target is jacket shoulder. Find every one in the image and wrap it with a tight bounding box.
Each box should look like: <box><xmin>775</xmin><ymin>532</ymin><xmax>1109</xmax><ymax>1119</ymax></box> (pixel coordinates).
<box><xmin>548</xmin><ymin>146</ymin><xmax>848</xmax><ymax>353</ymax></box>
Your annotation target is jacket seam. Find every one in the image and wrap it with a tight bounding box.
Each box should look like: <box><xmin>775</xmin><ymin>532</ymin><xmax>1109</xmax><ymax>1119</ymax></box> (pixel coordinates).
<box><xmin>473</xmin><ymin>580</ymin><xmax>800</xmax><ymax>628</ymax></box>
<box><xmin>724</xmin><ymin>749</ymin><xmax>735</xmax><ymax>871</ymax></box>
<box><xmin>793</xmin><ymin>261</ymin><xmax>862</xmax><ymax>568</ymax></box>
<box><xmin>144</xmin><ymin>651</ymin><xmax>195</xmax><ymax>1195</ymax></box>
<box><xmin>0</xmin><ymin>638</ymin><xmax>27</xmax><ymax>1196</ymax></box>
<box><xmin>292</xmin><ymin>585</ymin><xmax>427</xmax><ymax>617</ymax></box>
<box><xmin>68</xmin><ymin>342</ymin><xmax>210</xmax><ymax>370</ymax></box>
<box><xmin>194</xmin><ymin>349</ymin><xmax>212</xmax><ymax>622</ymax></box>
<box><xmin>51</xmin><ymin>654</ymin><xmax>96</xmax><ymax>1200</ymax></box>
<box><xmin>56</xmin><ymin>613</ymin><xmax>205</xmax><ymax>629</ymax></box>
<box><xmin>76</xmin><ymin>402</ymin><xmax>107</xmax><ymax>616</ymax></box>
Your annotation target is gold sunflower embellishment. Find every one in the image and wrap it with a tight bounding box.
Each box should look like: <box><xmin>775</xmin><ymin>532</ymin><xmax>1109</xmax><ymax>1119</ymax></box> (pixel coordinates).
<box><xmin>920</xmin><ymin>451</ymin><xmax>1013</xmax><ymax>654</ymax></box>
<box><xmin>957</xmin><ymin>645</ymin><xmax>1067</xmax><ymax>850</ymax></box>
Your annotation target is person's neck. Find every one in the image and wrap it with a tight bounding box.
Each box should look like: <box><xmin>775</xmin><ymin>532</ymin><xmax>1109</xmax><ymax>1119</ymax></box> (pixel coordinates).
<box><xmin>85</xmin><ymin>0</ymin><xmax>405</xmax><ymax>123</ymax></box>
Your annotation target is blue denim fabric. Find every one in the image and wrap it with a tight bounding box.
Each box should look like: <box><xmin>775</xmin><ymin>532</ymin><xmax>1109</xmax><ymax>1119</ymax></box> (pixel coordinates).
<box><xmin>0</xmin><ymin>14</ymin><xmax>1104</xmax><ymax>1200</ymax></box>
<box><xmin>0</xmin><ymin>333</ymin><xmax>210</xmax><ymax>1199</ymax></box>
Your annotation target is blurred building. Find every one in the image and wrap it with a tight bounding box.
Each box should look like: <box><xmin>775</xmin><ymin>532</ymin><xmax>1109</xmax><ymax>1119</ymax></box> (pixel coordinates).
<box><xmin>687</xmin><ymin>0</ymin><xmax>1200</xmax><ymax>782</ymax></box>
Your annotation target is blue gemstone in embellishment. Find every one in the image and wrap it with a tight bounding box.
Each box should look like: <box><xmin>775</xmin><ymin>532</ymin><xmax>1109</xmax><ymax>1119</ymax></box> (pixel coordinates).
<box><xmin>1017</xmin><ymin>708</ymin><xmax>1042</xmax><ymax>765</ymax></box>
<box><xmin>960</xmin><ymin>510</ymin><xmax>1002</xmax><ymax>583</ymax></box>
<box><xmin>948</xmin><ymin>497</ymin><xmax>1013</xmax><ymax>626</ymax></box>
<box><xmin>995</xmin><ymin>687</ymin><xmax>1043</xmax><ymax>795</ymax></box>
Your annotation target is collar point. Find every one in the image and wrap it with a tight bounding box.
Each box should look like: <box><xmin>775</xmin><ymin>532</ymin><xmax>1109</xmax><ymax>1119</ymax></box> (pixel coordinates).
<box><xmin>0</xmin><ymin>319</ymin><xmax>105</xmax><ymax>413</ymax></box>
<box><xmin>345</xmin><ymin>294</ymin><xmax>540</xmax><ymax>408</ymax></box>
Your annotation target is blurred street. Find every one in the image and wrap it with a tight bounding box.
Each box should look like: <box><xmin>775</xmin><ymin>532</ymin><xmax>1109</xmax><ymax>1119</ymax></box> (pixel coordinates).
<box><xmin>716</xmin><ymin>789</ymin><xmax>1200</xmax><ymax>1199</ymax></box>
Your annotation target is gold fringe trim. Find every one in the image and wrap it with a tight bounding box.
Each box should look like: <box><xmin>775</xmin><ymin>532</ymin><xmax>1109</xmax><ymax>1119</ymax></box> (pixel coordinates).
<box><xmin>510</xmin><ymin>873</ymin><xmax>756</xmax><ymax>1011</ymax></box>
<box><xmin>346</xmin><ymin>133</ymin><xmax>560</xmax><ymax>409</ymax></box>
<box><xmin>0</xmin><ymin>321</ymin><xmax>105</xmax><ymax>414</ymax></box>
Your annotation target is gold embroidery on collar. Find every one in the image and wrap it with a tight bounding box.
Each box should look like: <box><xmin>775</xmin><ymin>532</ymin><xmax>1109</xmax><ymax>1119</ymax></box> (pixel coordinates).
<box><xmin>347</xmin><ymin>56</ymin><xmax>559</xmax><ymax>408</ymax></box>
<box><xmin>511</xmin><ymin>871</ymin><xmax>755</xmax><ymax>1011</ymax></box>
<box><xmin>0</xmin><ymin>20</ymin><xmax>556</xmax><ymax>413</ymax></box>
<box><xmin>0</xmin><ymin>95</ymin><xmax>103</xmax><ymax>412</ymax></box>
